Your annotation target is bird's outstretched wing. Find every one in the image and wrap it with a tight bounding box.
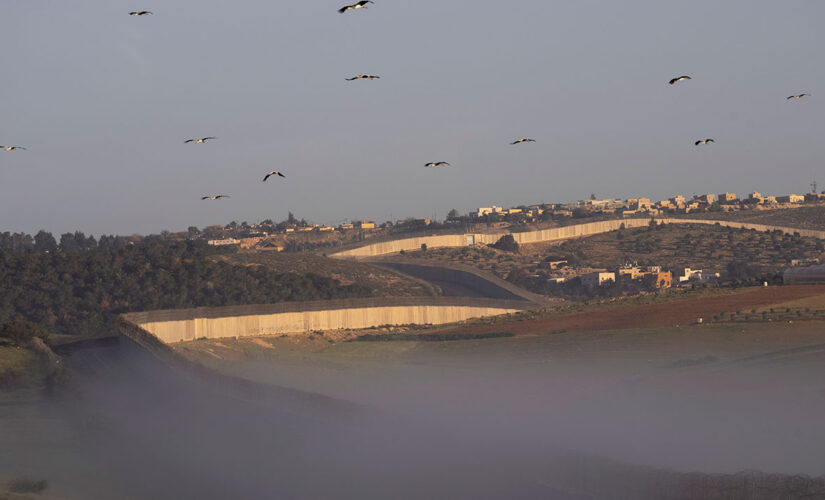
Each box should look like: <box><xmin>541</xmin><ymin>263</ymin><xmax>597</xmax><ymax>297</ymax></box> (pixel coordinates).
<box><xmin>185</xmin><ymin>139</ymin><xmax>195</xmax><ymax>143</ymax></box>
<box><xmin>338</xmin><ymin>5</ymin><xmax>351</xmax><ymax>13</ymax></box>
<box><xmin>277</xmin><ymin>172</ymin><xmax>285</xmax><ymax>177</ymax></box>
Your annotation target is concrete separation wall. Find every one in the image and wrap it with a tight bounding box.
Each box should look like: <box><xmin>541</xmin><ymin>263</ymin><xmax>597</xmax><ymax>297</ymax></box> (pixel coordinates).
<box><xmin>120</xmin><ymin>297</ymin><xmax>532</xmax><ymax>344</ymax></box>
<box><xmin>330</xmin><ymin>218</ymin><xmax>825</xmax><ymax>259</ymax></box>
<box><xmin>330</xmin><ymin>219</ymin><xmax>653</xmax><ymax>258</ymax></box>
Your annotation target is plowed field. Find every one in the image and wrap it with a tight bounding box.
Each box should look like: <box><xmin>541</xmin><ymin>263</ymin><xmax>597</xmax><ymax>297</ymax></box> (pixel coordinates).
<box><xmin>446</xmin><ymin>285</ymin><xmax>825</xmax><ymax>336</ymax></box>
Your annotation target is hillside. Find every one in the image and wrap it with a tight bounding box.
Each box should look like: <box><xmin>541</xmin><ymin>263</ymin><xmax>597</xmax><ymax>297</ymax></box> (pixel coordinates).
<box><xmin>212</xmin><ymin>253</ymin><xmax>434</xmax><ymax>297</ymax></box>
<box><xmin>678</xmin><ymin>204</ymin><xmax>825</xmax><ymax>230</ymax></box>
<box><xmin>399</xmin><ymin>222</ymin><xmax>825</xmax><ymax>292</ymax></box>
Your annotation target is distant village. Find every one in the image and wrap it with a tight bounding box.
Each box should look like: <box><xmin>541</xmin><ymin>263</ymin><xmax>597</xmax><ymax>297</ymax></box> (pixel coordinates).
<box><xmin>200</xmin><ymin>188</ymin><xmax>825</xmax><ymax>255</ymax></box>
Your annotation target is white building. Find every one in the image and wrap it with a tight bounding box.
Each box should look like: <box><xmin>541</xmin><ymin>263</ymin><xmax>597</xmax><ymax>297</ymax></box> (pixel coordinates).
<box><xmin>476</xmin><ymin>206</ymin><xmax>504</xmax><ymax>217</ymax></box>
<box><xmin>207</xmin><ymin>238</ymin><xmax>240</xmax><ymax>246</ymax></box>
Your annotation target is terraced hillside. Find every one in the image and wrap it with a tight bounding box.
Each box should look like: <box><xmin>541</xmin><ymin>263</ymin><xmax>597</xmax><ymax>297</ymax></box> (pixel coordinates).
<box><xmin>400</xmin><ymin>222</ymin><xmax>825</xmax><ymax>284</ymax></box>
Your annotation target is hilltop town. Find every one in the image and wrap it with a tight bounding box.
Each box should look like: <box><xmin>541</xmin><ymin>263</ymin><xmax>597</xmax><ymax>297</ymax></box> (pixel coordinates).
<box><xmin>189</xmin><ymin>188</ymin><xmax>825</xmax><ymax>254</ymax></box>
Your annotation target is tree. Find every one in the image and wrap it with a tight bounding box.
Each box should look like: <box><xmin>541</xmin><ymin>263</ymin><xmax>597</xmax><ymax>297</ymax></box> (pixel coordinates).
<box><xmin>59</xmin><ymin>233</ymin><xmax>81</xmax><ymax>252</ymax></box>
<box><xmin>590</xmin><ymin>193</ymin><xmax>597</xmax><ymax>200</ymax></box>
<box><xmin>34</xmin><ymin>231</ymin><xmax>57</xmax><ymax>252</ymax></box>
<box><xmin>492</xmin><ymin>234</ymin><xmax>519</xmax><ymax>253</ymax></box>
<box><xmin>0</xmin><ymin>321</ymin><xmax>48</xmax><ymax>347</ymax></box>
<box><xmin>447</xmin><ymin>208</ymin><xmax>460</xmax><ymax>219</ymax></box>
<box><xmin>187</xmin><ymin>226</ymin><xmax>201</xmax><ymax>238</ymax></box>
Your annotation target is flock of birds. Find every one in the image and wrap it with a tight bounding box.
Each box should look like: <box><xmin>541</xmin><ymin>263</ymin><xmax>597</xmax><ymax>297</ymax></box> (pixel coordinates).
<box><xmin>2</xmin><ymin>3</ymin><xmax>815</xmax><ymax>204</ymax></box>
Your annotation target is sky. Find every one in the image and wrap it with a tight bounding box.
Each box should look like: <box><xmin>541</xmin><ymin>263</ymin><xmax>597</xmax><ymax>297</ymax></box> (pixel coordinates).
<box><xmin>1</xmin><ymin>0</ymin><xmax>823</xmax><ymax>236</ymax></box>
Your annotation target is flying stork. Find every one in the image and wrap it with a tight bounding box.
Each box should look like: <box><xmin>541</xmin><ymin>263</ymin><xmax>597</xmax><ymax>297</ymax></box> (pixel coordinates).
<box><xmin>425</xmin><ymin>162</ymin><xmax>450</xmax><ymax>168</ymax></box>
<box><xmin>787</xmin><ymin>94</ymin><xmax>810</xmax><ymax>100</ymax></box>
<box><xmin>1</xmin><ymin>146</ymin><xmax>26</xmax><ymax>151</ymax></box>
<box><xmin>262</xmin><ymin>171</ymin><xmax>285</xmax><ymax>182</ymax></box>
<box><xmin>669</xmin><ymin>75</ymin><xmax>692</xmax><ymax>85</ymax></box>
<box><xmin>201</xmin><ymin>195</ymin><xmax>230</xmax><ymax>200</ymax></box>
<box><xmin>129</xmin><ymin>11</ymin><xmax>152</xmax><ymax>16</ymax></box>
<box><xmin>694</xmin><ymin>139</ymin><xmax>714</xmax><ymax>146</ymax></box>
<box><xmin>510</xmin><ymin>138</ymin><xmax>536</xmax><ymax>145</ymax></box>
<box><xmin>339</xmin><ymin>1</ymin><xmax>373</xmax><ymax>13</ymax></box>
<box><xmin>346</xmin><ymin>74</ymin><xmax>380</xmax><ymax>81</ymax></box>
<box><xmin>185</xmin><ymin>137</ymin><xmax>216</xmax><ymax>144</ymax></box>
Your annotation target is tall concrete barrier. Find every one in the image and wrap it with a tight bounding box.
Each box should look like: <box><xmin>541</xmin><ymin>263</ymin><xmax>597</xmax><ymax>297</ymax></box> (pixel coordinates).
<box><xmin>120</xmin><ymin>297</ymin><xmax>532</xmax><ymax>344</ymax></box>
<box><xmin>330</xmin><ymin>219</ymin><xmax>653</xmax><ymax>259</ymax></box>
<box><xmin>657</xmin><ymin>218</ymin><xmax>825</xmax><ymax>239</ymax></box>
<box><xmin>330</xmin><ymin>218</ymin><xmax>825</xmax><ymax>259</ymax></box>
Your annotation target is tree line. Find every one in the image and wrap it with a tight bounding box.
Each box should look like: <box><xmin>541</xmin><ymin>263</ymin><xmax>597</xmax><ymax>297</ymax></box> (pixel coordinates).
<box><xmin>0</xmin><ymin>239</ymin><xmax>372</xmax><ymax>336</ymax></box>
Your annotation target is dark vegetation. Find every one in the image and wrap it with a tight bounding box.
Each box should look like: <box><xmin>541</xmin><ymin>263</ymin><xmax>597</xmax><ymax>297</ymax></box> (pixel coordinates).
<box><xmin>0</xmin><ymin>321</ymin><xmax>48</xmax><ymax>348</ymax></box>
<box><xmin>4</xmin><ymin>477</ymin><xmax>49</xmax><ymax>495</ymax></box>
<box><xmin>0</xmin><ymin>240</ymin><xmax>372</xmax><ymax>337</ymax></box>
<box><xmin>491</xmin><ymin>234</ymin><xmax>519</xmax><ymax>253</ymax></box>
<box><xmin>352</xmin><ymin>331</ymin><xmax>514</xmax><ymax>342</ymax></box>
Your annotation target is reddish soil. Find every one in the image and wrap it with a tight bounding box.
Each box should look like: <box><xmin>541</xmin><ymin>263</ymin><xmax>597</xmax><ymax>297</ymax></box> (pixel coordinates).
<box><xmin>448</xmin><ymin>285</ymin><xmax>825</xmax><ymax>336</ymax></box>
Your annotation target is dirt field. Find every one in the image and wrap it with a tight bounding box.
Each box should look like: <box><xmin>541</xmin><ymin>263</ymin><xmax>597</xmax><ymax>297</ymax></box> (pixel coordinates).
<box><xmin>443</xmin><ymin>285</ymin><xmax>825</xmax><ymax>336</ymax></box>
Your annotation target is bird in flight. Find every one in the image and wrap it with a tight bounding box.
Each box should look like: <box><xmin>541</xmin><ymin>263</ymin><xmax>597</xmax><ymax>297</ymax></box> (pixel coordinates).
<box><xmin>787</xmin><ymin>94</ymin><xmax>810</xmax><ymax>100</ymax></box>
<box><xmin>669</xmin><ymin>75</ymin><xmax>692</xmax><ymax>85</ymax></box>
<box><xmin>129</xmin><ymin>11</ymin><xmax>152</xmax><ymax>16</ymax></box>
<box><xmin>346</xmin><ymin>74</ymin><xmax>380</xmax><ymax>81</ymax></box>
<box><xmin>425</xmin><ymin>162</ymin><xmax>450</xmax><ymax>167</ymax></box>
<box><xmin>339</xmin><ymin>1</ymin><xmax>373</xmax><ymax>13</ymax></box>
<box><xmin>262</xmin><ymin>171</ymin><xmax>286</xmax><ymax>182</ymax></box>
<box><xmin>1</xmin><ymin>146</ymin><xmax>26</xmax><ymax>151</ymax></box>
<box><xmin>694</xmin><ymin>139</ymin><xmax>714</xmax><ymax>146</ymax></box>
<box><xmin>185</xmin><ymin>137</ymin><xmax>216</xmax><ymax>144</ymax></box>
<box><xmin>201</xmin><ymin>195</ymin><xmax>230</xmax><ymax>200</ymax></box>
<box><xmin>510</xmin><ymin>138</ymin><xmax>536</xmax><ymax>145</ymax></box>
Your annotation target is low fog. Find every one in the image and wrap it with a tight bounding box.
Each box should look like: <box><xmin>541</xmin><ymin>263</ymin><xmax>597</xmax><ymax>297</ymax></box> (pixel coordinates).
<box><xmin>4</xmin><ymin>326</ymin><xmax>825</xmax><ymax>499</ymax></box>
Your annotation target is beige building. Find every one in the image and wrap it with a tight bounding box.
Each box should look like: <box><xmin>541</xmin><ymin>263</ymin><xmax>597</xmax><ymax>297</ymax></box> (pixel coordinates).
<box><xmin>627</xmin><ymin>198</ymin><xmax>652</xmax><ymax>210</ymax></box>
<box><xmin>777</xmin><ymin>194</ymin><xmax>804</xmax><ymax>203</ymax></box>
<box><xmin>718</xmin><ymin>192</ymin><xmax>738</xmax><ymax>203</ymax></box>
<box><xmin>581</xmin><ymin>272</ymin><xmax>616</xmax><ymax>287</ymax></box>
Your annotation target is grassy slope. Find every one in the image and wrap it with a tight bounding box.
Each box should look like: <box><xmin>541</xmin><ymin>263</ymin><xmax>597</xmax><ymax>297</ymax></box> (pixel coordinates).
<box><xmin>211</xmin><ymin>252</ymin><xmax>434</xmax><ymax>297</ymax></box>
<box><xmin>0</xmin><ymin>347</ymin><xmax>45</xmax><ymax>392</ymax></box>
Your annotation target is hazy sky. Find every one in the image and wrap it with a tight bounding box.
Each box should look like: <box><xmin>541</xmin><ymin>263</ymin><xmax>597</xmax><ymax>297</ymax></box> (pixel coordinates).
<box><xmin>1</xmin><ymin>0</ymin><xmax>823</xmax><ymax>235</ymax></box>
